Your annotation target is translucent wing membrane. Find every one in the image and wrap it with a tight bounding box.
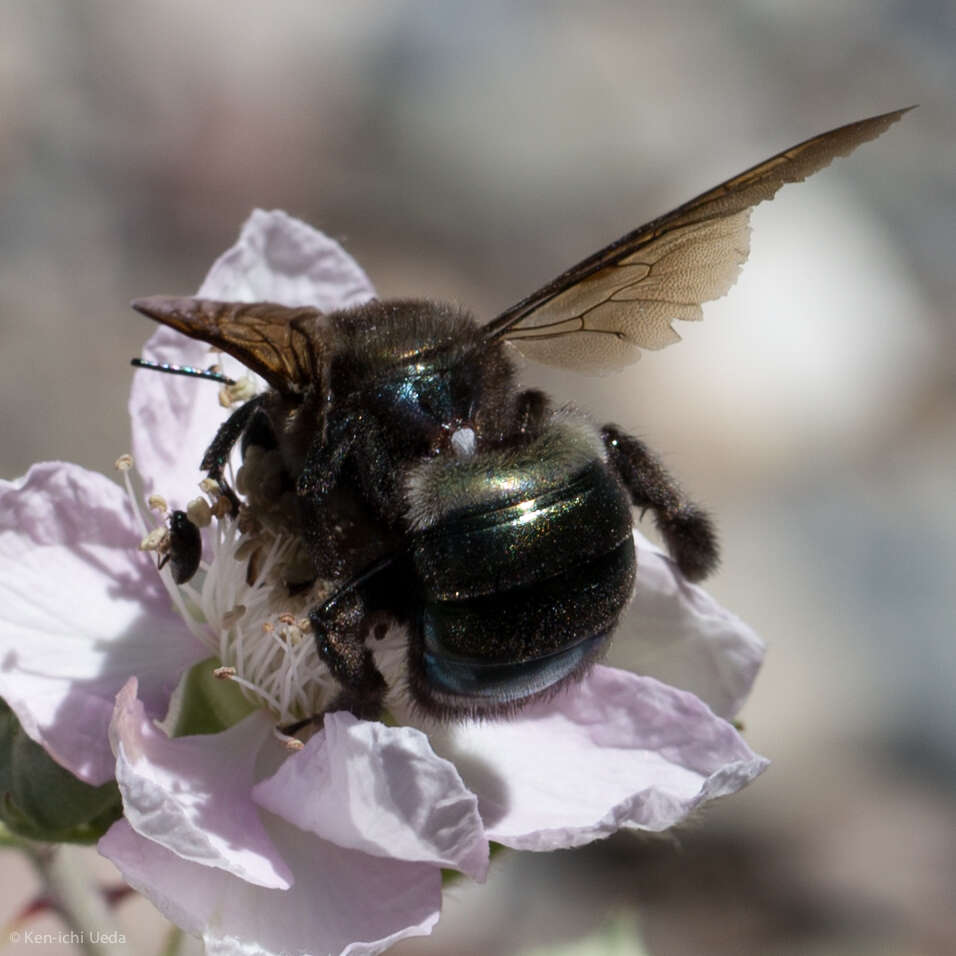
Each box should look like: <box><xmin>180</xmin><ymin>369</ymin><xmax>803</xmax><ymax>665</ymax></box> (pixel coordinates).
<box><xmin>485</xmin><ymin>108</ymin><xmax>911</xmax><ymax>371</ymax></box>
<box><xmin>131</xmin><ymin>296</ymin><xmax>328</xmax><ymax>394</ymax></box>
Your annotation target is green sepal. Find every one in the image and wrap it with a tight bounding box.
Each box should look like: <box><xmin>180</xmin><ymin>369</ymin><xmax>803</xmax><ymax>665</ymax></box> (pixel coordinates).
<box><xmin>0</xmin><ymin>701</ymin><xmax>122</xmax><ymax>844</ymax></box>
<box><xmin>168</xmin><ymin>657</ymin><xmax>257</xmax><ymax>737</ymax></box>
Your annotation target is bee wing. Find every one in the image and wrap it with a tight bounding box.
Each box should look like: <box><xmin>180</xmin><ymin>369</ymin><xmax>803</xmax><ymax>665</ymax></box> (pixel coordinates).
<box><xmin>484</xmin><ymin>108</ymin><xmax>910</xmax><ymax>372</ymax></box>
<box><xmin>132</xmin><ymin>296</ymin><xmax>331</xmax><ymax>394</ymax></box>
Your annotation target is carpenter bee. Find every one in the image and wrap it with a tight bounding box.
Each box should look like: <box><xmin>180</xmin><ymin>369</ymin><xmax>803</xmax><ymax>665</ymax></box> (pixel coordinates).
<box><xmin>133</xmin><ymin>108</ymin><xmax>907</xmax><ymax>721</ymax></box>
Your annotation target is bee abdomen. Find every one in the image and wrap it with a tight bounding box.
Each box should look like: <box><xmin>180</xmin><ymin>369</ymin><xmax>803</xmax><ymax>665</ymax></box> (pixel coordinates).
<box><xmin>412</xmin><ymin>460</ymin><xmax>632</xmax><ymax>600</ymax></box>
<box><xmin>408</xmin><ymin>457</ymin><xmax>636</xmax><ymax>711</ymax></box>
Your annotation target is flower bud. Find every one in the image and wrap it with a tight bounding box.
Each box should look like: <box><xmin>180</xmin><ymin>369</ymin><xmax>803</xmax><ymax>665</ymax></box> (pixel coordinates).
<box><xmin>0</xmin><ymin>700</ymin><xmax>121</xmax><ymax>843</ymax></box>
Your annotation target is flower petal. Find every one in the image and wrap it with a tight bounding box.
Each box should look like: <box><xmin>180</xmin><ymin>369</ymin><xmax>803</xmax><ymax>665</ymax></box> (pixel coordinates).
<box><xmin>625</xmin><ymin>531</ymin><xmax>765</xmax><ymax>718</ymax></box>
<box><xmin>100</xmin><ymin>817</ymin><xmax>441</xmax><ymax>956</ymax></box>
<box><xmin>197</xmin><ymin>208</ymin><xmax>376</xmax><ymax>309</ymax></box>
<box><xmin>128</xmin><ymin>325</ymin><xmax>229</xmax><ymax>503</ymax></box>
<box><xmin>0</xmin><ymin>462</ymin><xmax>206</xmax><ymax>784</ymax></box>
<box><xmin>253</xmin><ymin>713</ymin><xmax>488</xmax><ymax>881</ymax></box>
<box><xmin>435</xmin><ymin>666</ymin><xmax>768</xmax><ymax>852</ymax></box>
<box><xmin>110</xmin><ymin>679</ymin><xmax>292</xmax><ymax>889</ymax></box>
<box><xmin>129</xmin><ymin>210</ymin><xmax>376</xmax><ymax>501</ymax></box>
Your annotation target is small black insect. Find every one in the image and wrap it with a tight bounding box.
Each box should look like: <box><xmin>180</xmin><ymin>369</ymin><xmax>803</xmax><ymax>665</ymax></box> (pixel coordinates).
<box><xmin>157</xmin><ymin>509</ymin><xmax>203</xmax><ymax>585</ymax></box>
<box><xmin>132</xmin><ymin>109</ymin><xmax>907</xmax><ymax>721</ymax></box>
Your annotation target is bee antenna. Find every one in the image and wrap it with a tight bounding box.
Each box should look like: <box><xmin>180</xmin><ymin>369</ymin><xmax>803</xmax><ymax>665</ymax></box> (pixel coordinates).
<box><xmin>130</xmin><ymin>358</ymin><xmax>236</xmax><ymax>386</ymax></box>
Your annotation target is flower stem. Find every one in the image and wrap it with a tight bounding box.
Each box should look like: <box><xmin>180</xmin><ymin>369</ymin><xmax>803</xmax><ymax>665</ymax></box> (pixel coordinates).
<box><xmin>158</xmin><ymin>925</ymin><xmax>186</xmax><ymax>956</ymax></box>
<box><xmin>22</xmin><ymin>843</ymin><xmax>133</xmax><ymax>956</ymax></box>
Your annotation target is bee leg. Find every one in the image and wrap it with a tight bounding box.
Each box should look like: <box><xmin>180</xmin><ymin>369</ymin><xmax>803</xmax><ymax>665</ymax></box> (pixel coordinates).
<box><xmin>296</xmin><ymin>412</ymin><xmax>355</xmax><ymax>497</ymax></box>
<box><xmin>276</xmin><ymin>712</ymin><xmax>325</xmax><ymax>736</ymax></box>
<box><xmin>308</xmin><ymin>555</ymin><xmax>406</xmax><ymax>720</ymax></box>
<box><xmin>200</xmin><ymin>393</ymin><xmax>268</xmax><ymax>512</ymax></box>
<box><xmin>514</xmin><ymin>389</ymin><xmax>552</xmax><ymax>437</ymax></box>
<box><xmin>310</xmin><ymin>589</ymin><xmax>387</xmax><ymax>720</ymax></box>
<box><xmin>601</xmin><ymin>424</ymin><xmax>718</xmax><ymax>582</ymax></box>
<box><xmin>240</xmin><ymin>403</ymin><xmax>279</xmax><ymax>454</ymax></box>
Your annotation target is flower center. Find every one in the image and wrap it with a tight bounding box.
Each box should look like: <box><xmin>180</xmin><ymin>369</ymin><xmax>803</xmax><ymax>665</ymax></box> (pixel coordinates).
<box><xmin>117</xmin><ymin>435</ymin><xmax>342</xmax><ymax>727</ymax></box>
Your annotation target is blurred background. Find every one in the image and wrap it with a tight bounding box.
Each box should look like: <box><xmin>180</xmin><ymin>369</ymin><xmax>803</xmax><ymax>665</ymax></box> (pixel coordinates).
<box><xmin>1</xmin><ymin>1</ymin><xmax>953</xmax><ymax>954</ymax></box>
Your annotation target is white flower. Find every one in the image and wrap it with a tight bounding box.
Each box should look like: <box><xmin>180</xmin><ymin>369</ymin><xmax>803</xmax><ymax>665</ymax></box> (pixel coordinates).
<box><xmin>0</xmin><ymin>210</ymin><xmax>767</xmax><ymax>955</ymax></box>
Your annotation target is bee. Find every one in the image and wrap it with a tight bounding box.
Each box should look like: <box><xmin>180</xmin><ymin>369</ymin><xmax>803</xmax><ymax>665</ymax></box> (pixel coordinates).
<box><xmin>133</xmin><ymin>108</ymin><xmax>907</xmax><ymax>720</ymax></box>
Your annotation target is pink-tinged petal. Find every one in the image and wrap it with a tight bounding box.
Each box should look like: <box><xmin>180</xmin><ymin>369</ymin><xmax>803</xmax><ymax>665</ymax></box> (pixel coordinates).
<box><xmin>438</xmin><ymin>666</ymin><xmax>768</xmax><ymax>852</ymax></box>
<box><xmin>100</xmin><ymin>817</ymin><xmax>441</xmax><ymax>956</ymax></box>
<box><xmin>625</xmin><ymin>531</ymin><xmax>765</xmax><ymax>719</ymax></box>
<box><xmin>128</xmin><ymin>325</ymin><xmax>229</xmax><ymax>502</ymax></box>
<box><xmin>254</xmin><ymin>713</ymin><xmax>488</xmax><ymax>881</ymax></box>
<box><xmin>110</xmin><ymin>680</ymin><xmax>292</xmax><ymax>889</ymax></box>
<box><xmin>129</xmin><ymin>210</ymin><xmax>376</xmax><ymax>500</ymax></box>
<box><xmin>197</xmin><ymin>209</ymin><xmax>376</xmax><ymax>309</ymax></box>
<box><xmin>0</xmin><ymin>463</ymin><xmax>206</xmax><ymax>785</ymax></box>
